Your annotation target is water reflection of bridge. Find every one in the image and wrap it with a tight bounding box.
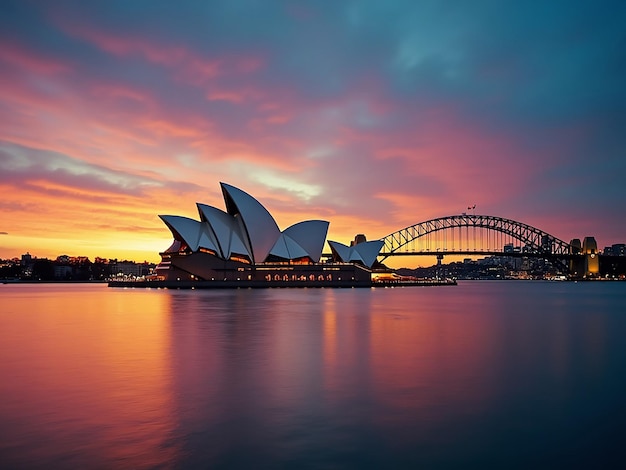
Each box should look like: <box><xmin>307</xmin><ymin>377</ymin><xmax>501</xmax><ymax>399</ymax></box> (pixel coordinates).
<box><xmin>378</xmin><ymin>214</ymin><xmax>598</xmax><ymax>277</ymax></box>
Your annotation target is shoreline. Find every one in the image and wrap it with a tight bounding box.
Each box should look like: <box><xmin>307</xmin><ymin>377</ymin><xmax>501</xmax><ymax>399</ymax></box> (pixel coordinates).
<box><xmin>1</xmin><ymin>279</ymin><xmax>107</xmax><ymax>284</ymax></box>
<box><xmin>107</xmin><ymin>279</ymin><xmax>457</xmax><ymax>289</ymax></box>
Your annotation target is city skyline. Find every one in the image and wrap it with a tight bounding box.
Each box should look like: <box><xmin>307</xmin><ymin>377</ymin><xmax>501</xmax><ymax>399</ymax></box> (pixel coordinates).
<box><xmin>1</xmin><ymin>1</ymin><xmax>625</xmax><ymax>263</ymax></box>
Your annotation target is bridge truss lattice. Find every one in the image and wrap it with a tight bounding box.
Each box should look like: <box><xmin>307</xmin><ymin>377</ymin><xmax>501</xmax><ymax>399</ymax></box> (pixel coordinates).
<box><xmin>379</xmin><ymin>214</ymin><xmax>572</xmax><ymax>261</ymax></box>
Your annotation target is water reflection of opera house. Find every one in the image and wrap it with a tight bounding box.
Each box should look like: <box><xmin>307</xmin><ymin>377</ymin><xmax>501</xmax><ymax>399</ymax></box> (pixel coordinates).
<box><xmin>153</xmin><ymin>183</ymin><xmax>385</xmax><ymax>285</ymax></box>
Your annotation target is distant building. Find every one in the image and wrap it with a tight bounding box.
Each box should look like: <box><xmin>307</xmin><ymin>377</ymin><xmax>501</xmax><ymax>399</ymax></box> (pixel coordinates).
<box><xmin>54</xmin><ymin>265</ymin><xmax>73</xmax><ymax>279</ymax></box>
<box><xmin>541</xmin><ymin>235</ymin><xmax>554</xmax><ymax>253</ymax></box>
<box><xmin>21</xmin><ymin>252</ymin><xmax>32</xmax><ymax>266</ymax></box>
<box><xmin>111</xmin><ymin>261</ymin><xmax>151</xmax><ymax>278</ymax></box>
<box><xmin>604</xmin><ymin>244</ymin><xmax>626</xmax><ymax>256</ymax></box>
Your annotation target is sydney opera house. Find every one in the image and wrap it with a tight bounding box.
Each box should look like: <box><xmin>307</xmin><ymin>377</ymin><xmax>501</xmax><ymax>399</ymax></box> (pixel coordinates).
<box><xmin>152</xmin><ymin>182</ymin><xmax>384</xmax><ymax>286</ymax></box>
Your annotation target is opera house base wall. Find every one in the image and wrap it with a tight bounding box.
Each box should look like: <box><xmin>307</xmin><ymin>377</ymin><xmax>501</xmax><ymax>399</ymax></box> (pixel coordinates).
<box><xmin>155</xmin><ymin>251</ymin><xmax>374</xmax><ymax>283</ymax></box>
<box><xmin>108</xmin><ymin>278</ymin><xmax>375</xmax><ymax>289</ymax></box>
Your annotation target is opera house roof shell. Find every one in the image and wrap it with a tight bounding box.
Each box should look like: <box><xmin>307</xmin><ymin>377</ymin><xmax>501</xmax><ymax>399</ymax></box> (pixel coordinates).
<box><xmin>159</xmin><ymin>183</ymin><xmax>330</xmax><ymax>265</ymax></box>
<box><xmin>327</xmin><ymin>239</ymin><xmax>384</xmax><ymax>268</ymax></box>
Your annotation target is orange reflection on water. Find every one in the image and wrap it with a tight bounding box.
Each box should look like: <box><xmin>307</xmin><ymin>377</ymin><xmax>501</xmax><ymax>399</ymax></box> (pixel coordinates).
<box><xmin>319</xmin><ymin>290</ymin><xmax>377</xmax><ymax>407</ymax></box>
<box><xmin>0</xmin><ymin>284</ymin><xmax>179</xmax><ymax>468</ymax></box>
<box><xmin>322</xmin><ymin>291</ymin><xmax>338</xmax><ymax>393</ymax></box>
<box><xmin>314</xmin><ymin>288</ymin><xmax>504</xmax><ymax>439</ymax></box>
<box><xmin>368</xmin><ymin>308</ymin><xmax>498</xmax><ymax>411</ymax></box>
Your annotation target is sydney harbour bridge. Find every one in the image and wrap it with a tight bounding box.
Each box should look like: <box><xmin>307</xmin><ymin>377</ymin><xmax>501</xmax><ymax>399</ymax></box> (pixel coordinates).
<box><xmin>376</xmin><ymin>214</ymin><xmax>602</xmax><ymax>277</ymax></box>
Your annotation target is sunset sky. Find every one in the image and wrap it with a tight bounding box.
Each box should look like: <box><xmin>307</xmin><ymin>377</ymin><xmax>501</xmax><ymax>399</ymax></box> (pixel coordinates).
<box><xmin>1</xmin><ymin>0</ymin><xmax>625</xmax><ymax>265</ymax></box>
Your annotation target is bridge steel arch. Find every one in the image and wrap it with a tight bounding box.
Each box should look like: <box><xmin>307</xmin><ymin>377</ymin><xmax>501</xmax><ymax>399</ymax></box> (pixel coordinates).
<box><xmin>379</xmin><ymin>214</ymin><xmax>572</xmax><ymax>261</ymax></box>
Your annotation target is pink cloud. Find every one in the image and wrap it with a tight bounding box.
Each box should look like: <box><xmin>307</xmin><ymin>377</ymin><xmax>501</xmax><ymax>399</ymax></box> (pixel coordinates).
<box><xmin>60</xmin><ymin>24</ymin><xmax>189</xmax><ymax>67</ymax></box>
<box><xmin>174</xmin><ymin>58</ymin><xmax>223</xmax><ymax>85</ymax></box>
<box><xmin>236</xmin><ymin>56</ymin><xmax>264</xmax><ymax>74</ymax></box>
<box><xmin>0</xmin><ymin>43</ymin><xmax>70</xmax><ymax>75</ymax></box>
<box><xmin>89</xmin><ymin>83</ymin><xmax>156</xmax><ymax>105</ymax></box>
<box><xmin>206</xmin><ymin>86</ymin><xmax>264</xmax><ymax>104</ymax></box>
<box><xmin>57</xmin><ymin>21</ymin><xmax>265</xmax><ymax>88</ymax></box>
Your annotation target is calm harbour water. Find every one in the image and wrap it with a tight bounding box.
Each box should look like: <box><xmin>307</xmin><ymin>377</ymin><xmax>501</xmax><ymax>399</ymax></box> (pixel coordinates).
<box><xmin>1</xmin><ymin>281</ymin><xmax>625</xmax><ymax>469</ymax></box>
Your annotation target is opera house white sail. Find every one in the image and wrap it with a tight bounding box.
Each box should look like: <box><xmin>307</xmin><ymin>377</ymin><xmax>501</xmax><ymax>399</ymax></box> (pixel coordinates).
<box><xmin>327</xmin><ymin>239</ymin><xmax>384</xmax><ymax>269</ymax></box>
